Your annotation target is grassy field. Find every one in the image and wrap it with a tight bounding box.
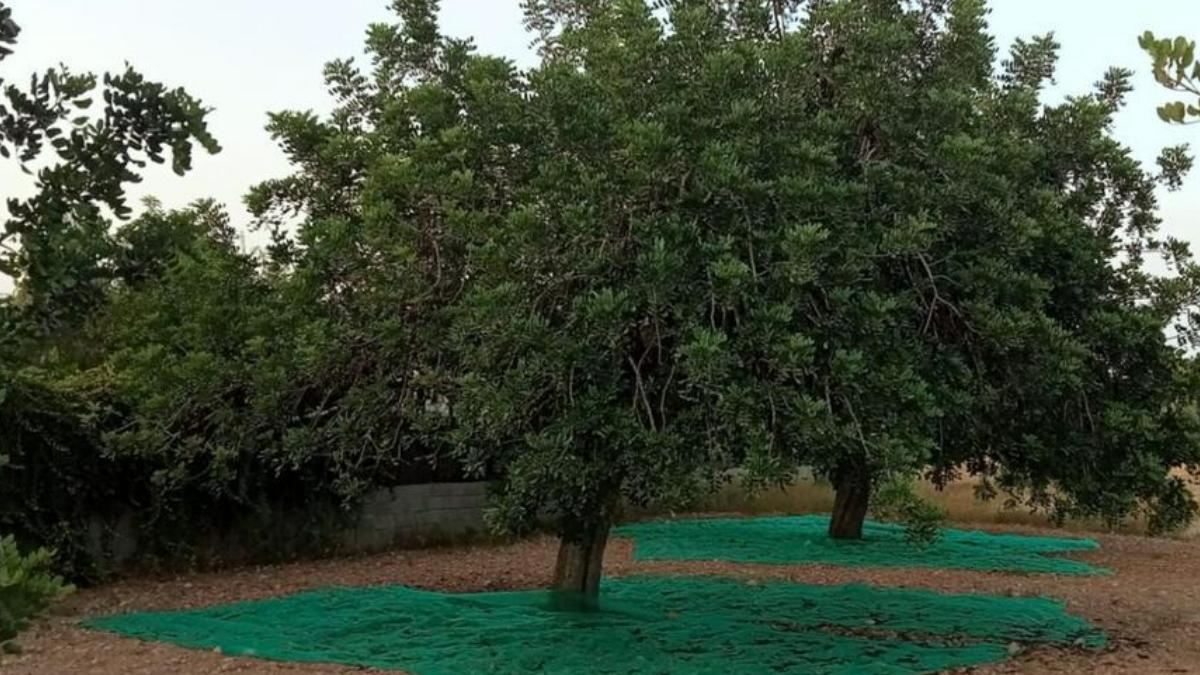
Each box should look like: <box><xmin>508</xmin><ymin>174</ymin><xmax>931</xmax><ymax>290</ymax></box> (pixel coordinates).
<box><xmin>694</xmin><ymin>472</ymin><xmax>1200</xmax><ymax>539</ymax></box>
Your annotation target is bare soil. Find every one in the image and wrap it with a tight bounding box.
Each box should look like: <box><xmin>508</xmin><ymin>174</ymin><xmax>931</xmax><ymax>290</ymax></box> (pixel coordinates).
<box><xmin>7</xmin><ymin>522</ymin><xmax>1199</xmax><ymax>674</ymax></box>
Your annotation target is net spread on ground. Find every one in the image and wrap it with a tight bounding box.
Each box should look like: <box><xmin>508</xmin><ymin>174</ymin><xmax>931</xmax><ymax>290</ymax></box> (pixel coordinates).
<box><xmin>87</xmin><ymin>575</ymin><xmax>1102</xmax><ymax>674</ymax></box>
<box><xmin>615</xmin><ymin>515</ymin><xmax>1106</xmax><ymax>575</ymax></box>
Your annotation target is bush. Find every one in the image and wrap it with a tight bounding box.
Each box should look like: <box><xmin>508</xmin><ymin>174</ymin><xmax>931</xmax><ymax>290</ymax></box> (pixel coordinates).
<box><xmin>0</xmin><ymin>535</ymin><xmax>73</xmax><ymax>655</ymax></box>
<box><xmin>0</xmin><ymin>366</ymin><xmax>139</xmax><ymax>582</ymax></box>
<box><xmin>1</xmin><ymin>356</ymin><xmax>466</xmax><ymax>582</ymax></box>
<box><xmin>872</xmin><ymin>477</ymin><xmax>946</xmax><ymax>547</ymax></box>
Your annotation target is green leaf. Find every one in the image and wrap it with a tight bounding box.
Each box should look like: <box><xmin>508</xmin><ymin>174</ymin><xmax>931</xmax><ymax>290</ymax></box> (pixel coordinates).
<box><xmin>1175</xmin><ymin>36</ymin><xmax>1190</xmax><ymax>60</ymax></box>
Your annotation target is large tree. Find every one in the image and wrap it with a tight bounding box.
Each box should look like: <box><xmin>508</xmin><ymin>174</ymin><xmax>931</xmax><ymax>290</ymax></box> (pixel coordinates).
<box><xmin>249</xmin><ymin>0</ymin><xmax>776</xmax><ymax>597</ymax></box>
<box><xmin>0</xmin><ymin>0</ymin><xmax>1191</xmax><ymax>594</ymax></box>
<box><xmin>499</xmin><ymin>0</ymin><xmax>1200</xmax><ymax>548</ymax></box>
<box><xmin>741</xmin><ymin>0</ymin><xmax>1200</xmax><ymax>538</ymax></box>
<box><xmin>235</xmin><ymin>0</ymin><xmax>1200</xmax><ymax>599</ymax></box>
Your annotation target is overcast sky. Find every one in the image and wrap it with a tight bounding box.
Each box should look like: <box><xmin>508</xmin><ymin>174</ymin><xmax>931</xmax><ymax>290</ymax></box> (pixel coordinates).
<box><xmin>1</xmin><ymin>0</ymin><xmax>1198</xmax><ymax>293</ymax></box>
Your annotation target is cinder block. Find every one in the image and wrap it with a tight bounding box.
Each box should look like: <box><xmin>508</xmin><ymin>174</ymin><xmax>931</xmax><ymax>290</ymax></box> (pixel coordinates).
<box><xmin>434</xmin><ymin>482</ymin><xmax>489</xmax><ymax>498</ymax></box>
<box><xmin>439</xmin><ymin>487</ymin><xmax>489</xmax><ymax>504</ymax></box>
<box><xmin>423</xmin><ymin>496</ymin><xmax>455</xmax><ymax>511</ymax></box>
<box><xmin>347</xmin><ymin>524</ymin><xmax>391</xmax><ymax>551</ymax></box>
<box><xmin>395</xmin><ymin>483</ymin><xmax>435</xmax><ymax>500</ymax></box>
<box><xmin>357</xmin><ymin>511</ymin><xmax>396</xmax><ymax>532</ymax></box>
<box><xmin>360</xmin><ymin>488</ymin><xmax>397</xmax><ymax>509</ymax></box>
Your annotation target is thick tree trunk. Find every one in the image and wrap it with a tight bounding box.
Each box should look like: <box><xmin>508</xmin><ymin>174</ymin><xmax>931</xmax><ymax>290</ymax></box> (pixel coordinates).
<box><xmin>829</xmin><ymin>462</ymin><xmax>871</xmax><ymax>540</ymax></box>
<box><xmin>550</xmin><ymin>521</ymin><xmax>611</xmax><ymax>609</ymax></box>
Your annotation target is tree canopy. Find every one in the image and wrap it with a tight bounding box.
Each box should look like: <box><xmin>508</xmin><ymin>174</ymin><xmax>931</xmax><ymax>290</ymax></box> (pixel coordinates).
<box><xmin>248</xmin><ymin>0</ymin><xmax>1200</xmax><ymax>592</ymax></box>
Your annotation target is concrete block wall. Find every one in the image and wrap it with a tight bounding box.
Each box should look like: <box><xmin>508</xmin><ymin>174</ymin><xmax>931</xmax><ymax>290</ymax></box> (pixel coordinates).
<box><xmin>344</xmin><ymin>481</ymin><xmax>490</xmax><ymax>551</ymax></box>
<box><xmin>87</xmin><ymin>481</ymin><xmax>492</xmax><ymax>570</ymax></box>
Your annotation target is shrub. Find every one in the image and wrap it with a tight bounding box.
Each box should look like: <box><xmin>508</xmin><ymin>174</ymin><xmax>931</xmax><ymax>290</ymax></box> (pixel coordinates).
<box><xmin>0</xmin><ymin>366</ymin><xmax>137</xmax><ymax>582</ymax></box>
<box><xmin>872</xmin><ymin>477</ymin><xmax>947</xmax><ymax>547</ymax></box>
<box><xmin>0</xmin><ymin>535</ymin><xmax>73</xmax><ymax>655</ymax></box>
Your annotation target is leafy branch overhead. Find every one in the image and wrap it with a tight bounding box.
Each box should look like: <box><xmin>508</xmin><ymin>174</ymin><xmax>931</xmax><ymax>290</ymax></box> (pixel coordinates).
<box><xmin>0</xmin><ymin>5</ymin><xmax>15</xmax><ymax>59</ymax></box>
<box><xmin>1141</xmin><ymin>31</ymin><xmax>1200</xmax><ymax>124</ymax></box>
<box><xmin>0</xmin><ymin>0</ymin><xmax>220</xmax><ymax>329</ymax></box>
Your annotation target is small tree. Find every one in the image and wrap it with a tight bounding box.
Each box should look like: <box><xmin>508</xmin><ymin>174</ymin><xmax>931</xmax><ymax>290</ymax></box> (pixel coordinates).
<box><xmin>0</xmin><ymin>535</ymin><xmax>72</xmax><ymax>656</ymax></box>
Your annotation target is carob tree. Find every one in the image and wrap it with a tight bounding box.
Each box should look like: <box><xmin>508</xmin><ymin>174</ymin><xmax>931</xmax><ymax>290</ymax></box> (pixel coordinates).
<box><xmin>232</xmin><ymin>0</ymin><xmax>1200</xmax><ymax>601</ymax></box>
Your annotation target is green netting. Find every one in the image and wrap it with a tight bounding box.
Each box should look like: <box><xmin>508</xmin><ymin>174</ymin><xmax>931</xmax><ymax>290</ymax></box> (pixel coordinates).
<box><xmin>87</xmin><ymin>575</ymin><xmax>1102</xmax><ymax>674</ymax></box>
<box><xmin>615</xmin><ymin>516</ymin><xmax>1106</xmax><ymax>575</ymax></box>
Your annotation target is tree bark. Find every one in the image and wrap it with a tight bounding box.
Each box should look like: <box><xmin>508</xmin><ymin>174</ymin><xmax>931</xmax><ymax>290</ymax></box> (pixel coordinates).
<box><xmin>550</xmin><ymin>520</ymin><xmax>611</xmax><ymax>609</ymax></box>
<box><xmin>829</xmin><ymin>461</ymin><xmax>871</xmax><ymax>540</ymax></box>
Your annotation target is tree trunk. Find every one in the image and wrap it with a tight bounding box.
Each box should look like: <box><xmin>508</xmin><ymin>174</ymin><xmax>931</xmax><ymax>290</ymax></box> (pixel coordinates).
<box><xmin>550</xmin><ymin>521</ymin><xmax>610</xmax><ymax>609</ymax></box>
<box><xmin>829</xmin><ymin>462</ymin><xmax>871</xmax><ymax>540</ymax></box>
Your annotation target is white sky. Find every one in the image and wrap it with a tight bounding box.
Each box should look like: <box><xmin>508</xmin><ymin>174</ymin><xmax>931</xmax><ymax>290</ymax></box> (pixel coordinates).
<box><xmin>1</xmin><ymin>0</ymin><xmax>1198</xmax><ymax>293</ymax></box>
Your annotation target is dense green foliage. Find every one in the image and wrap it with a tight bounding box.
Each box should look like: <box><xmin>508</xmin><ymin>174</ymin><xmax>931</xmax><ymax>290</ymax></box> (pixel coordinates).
<box><xmin>0</xmin><ymin>365</ymin><xmax>131</xmax><ymax>580</ymax></box>
<box><xmin>0</xmin><ymin>535</ymin><xmax>72</xmax><ymax>655</ymax></box>
<box><xmin>0</xmin><ymin>10</ymin><xmax>219</xmax><ymax>331</ymax></box>
<box><xmin>1</xmin><ymin>0</ymin><xmax>464</xmax><ymax>585</ymax></box>
<box><xmin>871</xmin><ymin>477</ymin><xmax>946</xmax><ymax>546</ymax></box>
<box><xmin>1</xmin><ymin>0</ymin><xmax>1198</xmax><ymax>601</ymax></box>
<box><xmin>0</xmin><ymin>0</ymin><xmax>222</xmax><ymax>583</ymax></box>
<box><xmin>477</xmin><ymin>0</ymin><xmax>1200</xmax><ymax>550</ymax></box>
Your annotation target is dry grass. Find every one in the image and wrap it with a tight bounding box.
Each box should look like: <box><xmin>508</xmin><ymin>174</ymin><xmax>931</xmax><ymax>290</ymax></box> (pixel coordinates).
<box><xmin>695</xmin><ymin>473</ymin><xmax>1200</xmax><ymax>540</ymax></box>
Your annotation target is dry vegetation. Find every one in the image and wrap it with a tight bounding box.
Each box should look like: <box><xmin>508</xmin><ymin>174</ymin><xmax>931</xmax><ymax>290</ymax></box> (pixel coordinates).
<box><xmin>696</xmin><ymin>473</ymin><xmax>1200</xmax><ymax>540</ymax></box>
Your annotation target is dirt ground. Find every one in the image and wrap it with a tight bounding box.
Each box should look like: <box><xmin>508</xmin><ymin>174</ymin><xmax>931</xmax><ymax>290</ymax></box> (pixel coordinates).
<box><xmin>7</xmin><ymin>522</ymin><xmax>1200</xmax><ymax>675</ymax></box>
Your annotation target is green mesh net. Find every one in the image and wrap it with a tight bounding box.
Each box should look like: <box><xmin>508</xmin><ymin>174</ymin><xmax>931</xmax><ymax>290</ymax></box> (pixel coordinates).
<box><xmin>87</xmin><ymin>575</ymin><xmax>1102</xmax><ymax>674</ymax></box>
<box><xmin>615</xmin><ymin>516</ymin><xmax>1106</xmax><ymax>575</ymax></box>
